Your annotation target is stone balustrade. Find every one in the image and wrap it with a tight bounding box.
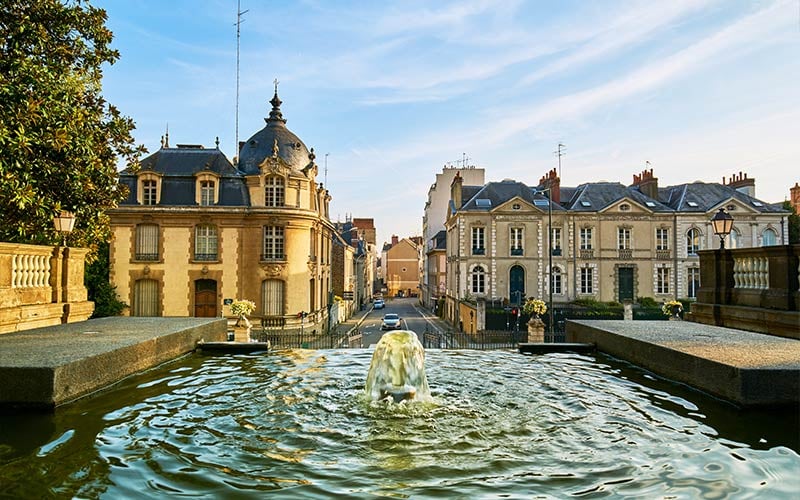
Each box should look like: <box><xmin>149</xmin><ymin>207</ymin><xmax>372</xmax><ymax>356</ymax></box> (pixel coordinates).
<box><xmin>691</xmin><ymin>244</ymin><xmax>799</xmax><ymax>339</ymax></box>
<box><xmin>0</xmin><ymin>242</ymin><xmax>94</xmax><ymax>334</ymax></box>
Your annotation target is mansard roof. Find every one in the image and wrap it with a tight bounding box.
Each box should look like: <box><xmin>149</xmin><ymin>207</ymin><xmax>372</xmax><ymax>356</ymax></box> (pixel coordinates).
<box><xmin>459</xmin><ymin>180</ymin><xmax>564</xmax><ymax>212</ymax></box>
<box><xmin>659</xmin><ymin>182</ymin><xmax>787</xmax><ymax>213</ymax></box>
<box><xmin>563</xmin><ymin>182</ymin><xmax>673</xmax><ymax>212</ymax></box>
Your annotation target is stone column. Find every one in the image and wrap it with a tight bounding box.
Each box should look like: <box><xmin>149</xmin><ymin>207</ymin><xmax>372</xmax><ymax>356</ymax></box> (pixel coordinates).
<box><xmin>527</xmin><ymin>317</ymin><xmax>545</xmax><ymax>343</ymax></box>
<box><xmin>233</xmin><ymin>316</ymin><xmax>252</xmax><ymax>342</ymax></box>
<box><xmin>623</xmin><ymin>300</ymin><xmax>633</xmax><ymax>320</ymax></box>
<box><xmin>476</xmin><ymin>298</ymin><xmax>485</xmax><ymax>332</ymax></box>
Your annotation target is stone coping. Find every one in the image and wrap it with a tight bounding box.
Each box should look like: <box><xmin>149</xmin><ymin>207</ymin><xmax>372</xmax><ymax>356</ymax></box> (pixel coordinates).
<box><xmin>566</xmin><ymin>319</ymin><xmax>800</xmax><ymax>408</ymax></box>
<box><xmin>0</xmin><ymin>317</ymin><xmax>226</xmax><ymax>411</ymax></box>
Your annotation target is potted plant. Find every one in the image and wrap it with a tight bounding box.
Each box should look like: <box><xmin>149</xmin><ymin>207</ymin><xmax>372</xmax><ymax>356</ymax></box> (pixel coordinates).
<box><xmin>231</xmin><ymin>299</ymin><xmax>256</xmax><ymax>328</ymax></box>
<box><xmin>523</xmin><ymin>298</ymin><xmax>548</xmax><ymax>342</ymax></box>
<box><xmin>661</xmin><ymin>300</ymin><xmax>683</xmax><ymax>321</ymax></box>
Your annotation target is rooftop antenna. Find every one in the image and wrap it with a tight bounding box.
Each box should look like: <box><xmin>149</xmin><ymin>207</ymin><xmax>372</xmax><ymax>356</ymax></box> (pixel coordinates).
<box><xmin>324</xmin><ymin>153</ymin><xmax>329</xmax><ymax>187</ymax></box>
<box><xmin>234</xmin><ymin>0</ymin><xmax>248</xmax><ymax>155</ymax></box>
<box><xmin>554</xmin><ymin>142</ymin><xmax>566</xmax><ymax>178</ymax></box>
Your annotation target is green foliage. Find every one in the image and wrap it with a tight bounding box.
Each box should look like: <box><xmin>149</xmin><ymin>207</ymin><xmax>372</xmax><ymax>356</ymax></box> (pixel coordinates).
<box><xmin>782</xmin><ymin>201</ymin><xmax>799</xmax><ymax>244</ymax></box>
<box><xmin>570</xmin><ymin>298</ymin><xmax>621</xmax><ymax>310</ymax></box>
<box><xmin>85</xmin><ymin>241</ymin><xmax>127</xmax><ymax>317</ymax></box>
<box><xmin>637</xmin><ymin>296</ymin><xmax>659</xmax><ymax>308</ymax></box>
<box><xmin>0</xmin><ymin>0</ymin><xmax>145</xmax><ymax>252</ymax></box>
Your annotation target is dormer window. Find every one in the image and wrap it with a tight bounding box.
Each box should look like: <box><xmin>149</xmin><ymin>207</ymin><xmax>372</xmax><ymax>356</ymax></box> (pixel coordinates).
<box><xmin>137</xmin><ymin>172</ymin><xmax>162</xmax><ymax>205</ymax></box>
<box><xmin>195</xmin><ymin>173</ymin><xmax>220</xmax><ymax>205</ymax></box>
<box><xmin>265</xmin><ymin>175</ymin><xmax>285</xmax><ymax>207</ymax></box>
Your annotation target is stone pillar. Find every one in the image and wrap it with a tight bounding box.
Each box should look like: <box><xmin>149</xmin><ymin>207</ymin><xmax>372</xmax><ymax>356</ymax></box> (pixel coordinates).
<box><xmin>476</xmin><ymin>298</ymin><xmax>485</xmax><ymax>332</ymax></box>
<box><xmin>233</xmin><ymin>316</ymin><xmax>252</xmax><ymax>342</ymax></box>
<box><xmin>527</xmin><ymin>317</ymin><xmax>545</xmax><ymax>343</ymax></box>
<box><xmin>623</xmin><ymin>300</ymin><xmax>633</xmax><ymax>320</ymax></box>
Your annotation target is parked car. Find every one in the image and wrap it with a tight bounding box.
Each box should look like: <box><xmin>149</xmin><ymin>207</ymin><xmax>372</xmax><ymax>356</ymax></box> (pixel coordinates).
<box><xmin>374</xmin><ymin>299</ymin><xmax>385</xmax><ymax>309</ymax></box>
<box><xmin>381</xmin><ymin>313</ymin><xmax>402</xmax><ymax>330</ymax></box>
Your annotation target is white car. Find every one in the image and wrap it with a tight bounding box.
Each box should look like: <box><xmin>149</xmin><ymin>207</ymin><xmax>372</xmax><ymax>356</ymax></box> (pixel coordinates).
<box><xmin>381</xmin><ymin>313</ymin><xmax>402</xmax><ymax>330</ymax></box>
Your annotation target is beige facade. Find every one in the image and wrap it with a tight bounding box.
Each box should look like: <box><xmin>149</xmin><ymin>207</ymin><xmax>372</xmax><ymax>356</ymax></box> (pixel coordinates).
<box><xmin>442</xmin><ymin>170</ymin><xmax>788</xmax><ymax>327</ymax></box>
<box><xmin>384</xmin><ymin>236</ymin><xmax>422</xmax><ymax>297</ymax></box>
<box><xmin>109</xmin><ymin>91</ymin><xmax>336</xmax><ymax>335</ymax></box>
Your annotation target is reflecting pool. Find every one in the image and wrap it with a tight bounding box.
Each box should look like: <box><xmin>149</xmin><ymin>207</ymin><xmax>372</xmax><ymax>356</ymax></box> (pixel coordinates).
<box><xmin>1</xmin><ymin>348</ymin><xmax>798</xmax><ymax>498</ymax></box>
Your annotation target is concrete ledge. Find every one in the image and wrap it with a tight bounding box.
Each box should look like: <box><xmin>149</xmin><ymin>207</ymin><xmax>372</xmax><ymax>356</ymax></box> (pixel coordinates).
<box><xmin>689</xmin><ymin>303</ymin><xmax>800</xmax><ymax>340</ymax></box>
<box><xmin>566</xmin><ymin>319</ymin><xmax>800</xmax><ymax>408</ymax></box>
<box><xmin>518</xmin><ymin>343</ymin><xmax>595</xmax><ymax>354</ymax></box>
<box><xmin>0</xmin><ymin>317</ymin><xmax>226</xmax><ymax>411</ymax></box>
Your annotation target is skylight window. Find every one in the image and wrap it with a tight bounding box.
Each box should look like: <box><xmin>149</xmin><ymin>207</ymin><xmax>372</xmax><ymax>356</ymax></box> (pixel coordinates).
<box><xmin>645</xmin><ymin>201</ymin><xmax>656</xmax><ymax>207</ymax></box>
<box><xmin>533</xmin><ymin>199</ymin><xmax>549</xmax><ymax>207</ymax></box>
<box><xmin>475</xmin><ymin>199</ymin><xmax>492</xmax><ymax>207</ymax></box>
<box><xmin>687</xmin><ymin>201</ymin><xmax>698</xmax><ymax>207</ymax></box>
<box><xmin>752</xmin><ymin>201</ymin><xmax>763</xmax><ymax>207</ymax></box>
<box><xmin>580</xmin><ymin>201</ymin><xmax>591</xmax><ymax>207</ymax></box>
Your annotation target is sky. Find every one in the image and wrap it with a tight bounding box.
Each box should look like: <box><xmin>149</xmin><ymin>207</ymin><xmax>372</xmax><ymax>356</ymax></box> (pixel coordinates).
<box><xmin>96</xmin><ymin>0</ymin><xmax>800</xmax><ymax>247</ymax></box>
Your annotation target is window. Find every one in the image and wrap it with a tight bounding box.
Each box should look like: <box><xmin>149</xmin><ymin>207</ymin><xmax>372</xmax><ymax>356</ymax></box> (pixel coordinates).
<box><xmin>580</xmin><ymin>228</ymin><xmax>593</xmax><ymax>250</ymax></box>
<box><xmin>310</xmin><ymin>228</ymin><xmax>317</xmax><ymax>261</ymax></box>
<box><xmin>656</xmin><ymin>228</ymin><xmax>669</xmax><ymax>250</ymax></box>
<box><xmin>262</xmin><ymin>226</ymin><xmax>284</xmax><ymax>260</ymax></box>
<box><xmin>618</xmin><ymin>228</ymin><xmax>631</xmax><ymax>250</ymax></box>
<box><xmin>135</xmin><ymin>223</ymin><xmax>159</xmax><ymax>261</ymax></box>
<box><xmin>472</xmin><ymin>227</ymin><xmax>485</xmax><ymax>255</ymax></box>
<box><xmin>200</xmin><ymin>181</ymin><xmax>215</xmax><ymax>206</ymax></box>
<box><xmin>687</xmin><ymin>267</ymin><xmax>700</xmax><ymax>298</ymax></box>
<box><xmin>510</xmin><ymin>227</ymin><xmax>523</xmax><ymax>255</ymax></box>
<box><xmin>687</xmin><ymin>228</ymin><xmax>701</xmax><ymax>255</ymax></box>
<box><xmin>728</xmin><ymin>228</ymin><xmax>740</xmax><ymax>249</ymax></box>
<box><xmin>656</xmin><ymin>267</ymin><xmax>670</xmax><ymax>294</ymax></box>
<box><xmin>471</xmin><ymin>265</ymin><xmax>485</xmax><ymax>294</ymax></box>
<box><xmin>261</xmin><ymin>279</ymin><xmax>284</xmax><ymax>316</ymax></box>
<box><xmin>552</xmin><ymin>267</ymin><xmax>562</xmax><ymax>294</ymax></box>
<box><xmin>265</xmin><ymin>176</ymin><xmax>285</xmax><ymax>207</ymax></box>
<box><xmin>195</xmin><ymin>224</ymin><xmax>218</xmax><ymax>260</ymax></box>
<box><xmin>580</xmin><ymin>267</ymin><xmax>593</xmax><ymax>294</ymax></box>
<box><xmin>133</xmin><ymin>279</ymin><xmax>159</xmax><ymax>316</ymax></box>
<box><xmin>142</xmin><ymin>180</ymin><xmax>157</xmax><ymax>205</ymax></box>
<box><xmin>762</xmin><ymin>228</ymin><xmax>777</xmax><ymax>246</ymax></box>
<box><xmin>551</xmin><ymin>227</ymin><xmax>562</xmax><ymax>255</ymax></box>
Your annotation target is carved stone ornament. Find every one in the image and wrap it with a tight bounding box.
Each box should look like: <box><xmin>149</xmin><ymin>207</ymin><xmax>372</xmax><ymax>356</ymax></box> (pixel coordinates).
<box><xmin>263</xmin><ymin>264</ymin><xmax>284</xmax><ymax>277</ymax></box>
<box><xmin>201</xmin><ymin>265</ymin><xmax>208</xmax><ymax>275</ymax></box>
<box><xmin>143</xmin><ymin>265</ymin><xmax>150</xmax><ymax>275</ymax></box>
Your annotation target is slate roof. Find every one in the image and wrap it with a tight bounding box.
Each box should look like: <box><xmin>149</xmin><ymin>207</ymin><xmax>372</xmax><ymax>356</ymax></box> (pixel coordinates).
<box><xmin>457</xmin><ymin>180</ymin><xmax>564</xmax><ymax>212</ymax></box>
<box><xmin>659</xmin><ymin>182</ymin><xmax>787</xmax><ymax>213</ymax></box>
<box><xmin>119</xmin><ymin>146</ymin><xmax>249</xmax><ymax>206</ymax></box>
<box><xmin>563</xmin><ymin>182</ymin><xmax>673</xmax><ymax>212</ymax></box>
<box><xmin>432</xmin><ymin>230</ymin><xmax>446</xmax><ymax>250</ymax></box>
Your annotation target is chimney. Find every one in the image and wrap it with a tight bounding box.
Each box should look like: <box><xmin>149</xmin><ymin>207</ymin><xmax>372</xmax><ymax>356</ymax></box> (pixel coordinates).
<box><xmin>391</xmin><ymin>235</ymin><xmax>399</xmax><ymax>246</ymax></box>
<box><xmin>791</xmin><ymin>182</ymin><xmax>800</xmax><ymax>214</ymax></box>
<box><xmin>538</xmin><ymin>168</ymin><xmax>561</xmax><ymax>204</ymax></box>
<box><xmin>631</xmin><ymin>168</ymin><xmax>658</xmax><ymax>200</ymax></box>
<box><xmin>450</xmin><ymin>171</ymin><xmax>463</xmax><ymax>210</ymax></box>
<box><xmin>723</xmin><ymin>171</ymin><xmax>755</xmax><ymax>198</ymax></box>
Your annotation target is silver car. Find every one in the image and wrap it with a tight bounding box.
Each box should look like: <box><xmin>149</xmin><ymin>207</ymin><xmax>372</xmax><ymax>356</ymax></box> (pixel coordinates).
<box><xmin>381</xmin><ymin>313</ymin><xmax>402</xmax><ymax>330</ymax></box>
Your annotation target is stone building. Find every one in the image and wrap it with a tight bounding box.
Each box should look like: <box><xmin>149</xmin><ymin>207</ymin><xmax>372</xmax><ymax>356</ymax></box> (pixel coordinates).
<box><xmin>382</xmin><ymin>235</ymin><xmax>422</xmax><ymax>298</ymax></box>
<box><xmin>109</xmin><ymin>90</ymin><xmax>335</xmax><ymax>335</ymax></box>
<box><xmin>442</xmin><ymin>168</ymin><xmax>788</xmax><ymax>326</ymax></box>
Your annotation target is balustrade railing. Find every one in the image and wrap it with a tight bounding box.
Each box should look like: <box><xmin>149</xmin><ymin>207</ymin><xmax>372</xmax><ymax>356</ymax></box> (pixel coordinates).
<box><xmin>733</xmin><ymin>255</ymin><xmax>769</xmax><ymax>290</ymax></box>
<box><xmin>12</xmin><ymin>252</ymin><xmax>51</xmax><ymax>288</ymax></box>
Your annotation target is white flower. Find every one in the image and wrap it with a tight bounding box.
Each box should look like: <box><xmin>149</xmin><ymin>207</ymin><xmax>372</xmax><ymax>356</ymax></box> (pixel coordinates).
<box><xmin>523</xmin><ymin>298</ymin><xmax>547</xmax><ymax>316</ymax></box>
<box><xmin>231</xmin><ymin>299</ymin><xmax>256</xmax><ymax>316</ymax></box>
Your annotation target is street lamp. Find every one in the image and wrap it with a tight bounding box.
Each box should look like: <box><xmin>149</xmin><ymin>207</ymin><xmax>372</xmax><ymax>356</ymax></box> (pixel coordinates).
<box><xmin>710</xmin><ymin>208</ymin><xmax>734</xmax><ymax>249</ymax></box>
<box><xmin>53</xmin><ymin>210</ymin><xmax>76</xmax><ymax>246</ymax></box>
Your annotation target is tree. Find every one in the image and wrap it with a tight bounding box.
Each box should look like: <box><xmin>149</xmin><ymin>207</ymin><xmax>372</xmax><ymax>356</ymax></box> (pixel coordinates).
<box><xmin>85</xmin><ymin>240</ymin><xmax>127</xmax><ymax>317</ymax></box>
<box><xmin>0</xmin><ymin>0</ymin><xmax>144</xmax><ymax>251</ymax></box>
<box><xmin>783</xmin><ymin>200</ymin><xmax>800</xmax><ymax>244</ymax></box>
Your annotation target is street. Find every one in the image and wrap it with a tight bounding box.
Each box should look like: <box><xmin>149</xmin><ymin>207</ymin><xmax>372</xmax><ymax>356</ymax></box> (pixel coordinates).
<box><xmin>358</xmin><ymin>297</ymin><xmax>443</xmax><ymax>347</ymax></box>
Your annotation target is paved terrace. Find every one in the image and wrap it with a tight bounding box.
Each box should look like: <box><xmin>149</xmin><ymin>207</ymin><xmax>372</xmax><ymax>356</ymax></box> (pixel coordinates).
<box><xmin>0</xmin><ymin>317</ymin><xmax>226</xmax><ymax>411</ymax></box>
<box><xmin>567</xmin><ymin>320</ymin><xmax>800</xmax><ymax>408</ymax></box>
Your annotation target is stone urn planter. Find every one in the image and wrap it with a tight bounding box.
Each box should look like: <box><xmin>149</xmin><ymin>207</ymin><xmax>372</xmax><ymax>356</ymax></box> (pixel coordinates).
<box><xmin>233</xmin><ymin>314</ymin><xmax>252</xmax><ymax>342</ymax></box>
<box><xmin>527</xmin><ymin>316</ymin><xmax>545</xmax><ymax>343</ymax></box>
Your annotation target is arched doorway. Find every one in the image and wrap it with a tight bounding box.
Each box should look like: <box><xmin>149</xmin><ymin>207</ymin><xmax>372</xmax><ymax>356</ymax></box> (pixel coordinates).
<box><xmin>509</xmin><ymin>265</ymin><xmax>525</xmax><ymax>305</ymax></box>
<box><xmin>194</xmin><ymin>279</ymin><xmax>217</xmax><ymax>317</ymax></box>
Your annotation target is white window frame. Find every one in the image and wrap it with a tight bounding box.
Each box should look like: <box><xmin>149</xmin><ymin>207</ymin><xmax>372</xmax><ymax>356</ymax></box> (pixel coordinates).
<box><xmin>656</xmin><ymin>267</ymin><xmax>670</xmax><ymax>294</ymax></box>
<box><xmin>471</xmin><ymin>265</ymin><xmax>486</xmax><ymax>294</ymax></box>
<box><xmin>263</xmin><ymin>226</ymin><xmax>285</xmax><ymax>260</ymax></box>
<box><xmin>656</xmin><ymin>228</ymin><xmax>669</xmax><ymax>251</ymax></box>
<box><xmin>472</xmin><ymin>226</ymin><xmax>485</xmax><ymax>254</ymax></box>
<box><xmin>687</xmin><ymin>228</ymin><xmax>701</xmax><ymax>255</ymax></box>
<box><xmin>580</xmin><ymin>227</ymin><xmax>593</xmax><ymax>250</ymax></box>
<box><xmin>618</xmin><ymin>228</ymin><xmax>631</xmax><ymax>250</ymax></box>
<box><xmin>195</xmin><ymin>224</ymin><xmax>218</xmax><ymax>260</ymax></box>
<box><xmin>580</xmin><ymin>267</ymin><xmax>593</xmax><ymax>294</ymax></box>
<box><xmin>265</xmin><ymin>175</ymin><xmax>285</xmax><ymax>207</ymax></box>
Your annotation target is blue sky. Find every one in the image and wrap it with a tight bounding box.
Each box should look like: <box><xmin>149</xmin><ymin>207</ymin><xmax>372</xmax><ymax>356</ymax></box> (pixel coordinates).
<box><xmin>97</xmin><ymin>0</ymin><xmax>799</xmax><ymax>246</ymax></box>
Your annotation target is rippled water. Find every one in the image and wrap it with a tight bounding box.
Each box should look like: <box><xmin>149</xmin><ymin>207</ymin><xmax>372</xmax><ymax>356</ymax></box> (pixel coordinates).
<box><xmin>1</xmin><ymin>349</ymin><xmax>798</xmax><ymax>498</ymax></box>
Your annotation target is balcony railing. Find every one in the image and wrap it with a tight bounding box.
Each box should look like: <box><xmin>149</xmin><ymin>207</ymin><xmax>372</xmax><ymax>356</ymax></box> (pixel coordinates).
<box><xmin>135</xmin><ymin>253</ymin><xmax>159</xmax><ymax>261</ymax></box>
<box><xmin>510</xmin><ymin>248</ymin><xmax>523</xmax><ymax>256</ymax></box>
<box><xmin>194</xmin><ymin>253</ymin><xmax>218</xmax><ymax>261</ymax></box>
<box><xmin>656</xmin><ymin>249</ymin><xmax>671</xmax><ymax>260</ymax></box>
<box><xmin>618</xmin><ymin>248</ymin><xmax>632</xmax><ymax>260</ymax></box>
<box><xmin>472</xmin><ymin>247</ymin><xmax>485</xmax><ymax>255</ymax></box>
<box><xmin>579</xmin><ymin>248</ymin><xmax>594</xmax><ymax>259</ymax></box>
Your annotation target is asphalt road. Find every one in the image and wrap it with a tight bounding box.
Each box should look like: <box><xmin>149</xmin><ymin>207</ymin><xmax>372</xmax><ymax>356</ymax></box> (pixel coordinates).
<box><xmin>359</xmin><ymin>297</ymin><xmax>442</xmax><ymax>347</ymax></box>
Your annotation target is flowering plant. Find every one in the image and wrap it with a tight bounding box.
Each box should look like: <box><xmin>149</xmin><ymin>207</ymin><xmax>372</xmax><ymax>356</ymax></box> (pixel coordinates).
<box><xmin>231</xmin><ymin>299</ymin><xmax>256</xmax><ymax>317</ymax></box>
<box><xmin>661</xmin><ymin>300</ymin><xmax>683</xmax><ymax>316</ymax></box>
<box><xmin>523</xmin><ymin>298</ymin><xmax>547</xmax><ymax>317</ymax></box>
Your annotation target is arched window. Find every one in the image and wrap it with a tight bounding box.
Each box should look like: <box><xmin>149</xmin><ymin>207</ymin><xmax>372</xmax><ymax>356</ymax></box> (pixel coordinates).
<box><xmin>471</xmin><ymin>265</ymin><xmax>485</xmax><ymax>294</ymax></box>
<box><xmin>265</xmin><ymin>176</ymin><xmax>285</xmax><ymax>207</ymax></box>
<box><xmin>762</xmin><ymin>228</ymin><xmax>777</xmax><ymax>246</ymax></box>
<box><xmin>552</xmin><ymin>267</ymin><xmax>562</xmax><ymax>295</ymax></box>
<box><xmin>686</xmin><ymin>228</ymin><xmax>701</xmax><ymax>256</ymax></box>
<box><xmin>261</xmin><ymin>279</ymin><xmax>285</xmax><ymax>316</ymax></box>
<box><xmin>728</xmin><ymin>228</ymin><xmax>740</xmax><ymax>249</ymax></box>
<box><xmin>195</xmin><ymin>224</ymin><xmax>218</xmax><ymax>260</ymax></box>
<box><xmin>133</xmin><ymin>279</ymin><xmax>159</xmax><ymax>316</ymax></box>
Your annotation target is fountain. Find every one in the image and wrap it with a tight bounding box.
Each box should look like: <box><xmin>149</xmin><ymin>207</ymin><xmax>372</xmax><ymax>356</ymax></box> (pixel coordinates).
<box><xmin>0</xmin><ymin>341</ymin><xmax>798</xmax><ymax>497</ymax></box>
<box><xmin>364</xmin><ymin>330</ymin><xmax>431</xmax><ymax>403</ymax></box>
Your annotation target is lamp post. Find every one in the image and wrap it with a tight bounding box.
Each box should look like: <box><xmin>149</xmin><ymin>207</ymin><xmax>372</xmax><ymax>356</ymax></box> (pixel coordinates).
<box><xmin>710</xmin><ymin>208</ymin><xmax>734</xmax><ymax>249</ymax></box>
<box><xmin>53</xmin><ymin>210</ymin><xmax>76</xmax><ymax>247</ymax></box>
